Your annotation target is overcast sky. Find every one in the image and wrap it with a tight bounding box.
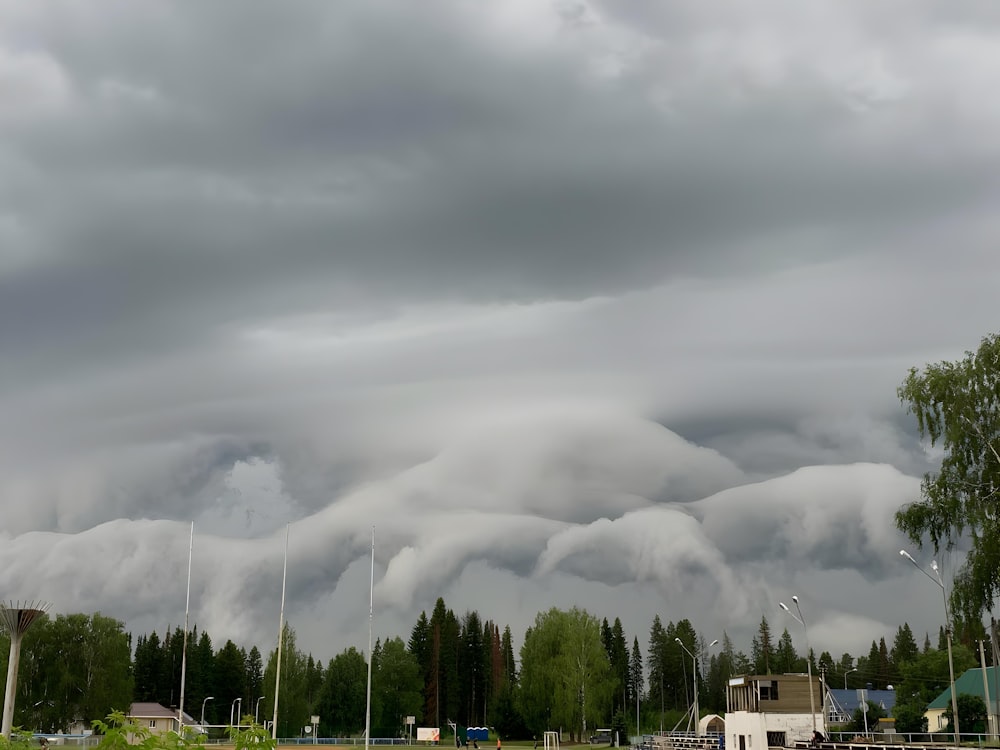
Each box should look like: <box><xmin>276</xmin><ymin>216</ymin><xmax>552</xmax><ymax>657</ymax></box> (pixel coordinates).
<box><xmin>2</xmin><ymin>0</ymin><xmax>999</xmax><ymax>668</ymax></box>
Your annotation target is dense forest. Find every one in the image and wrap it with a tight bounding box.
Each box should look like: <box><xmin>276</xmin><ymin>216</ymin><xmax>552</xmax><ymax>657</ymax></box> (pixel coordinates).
<box><xmin>0</xmin><ymin>601</ymin><xmax>986</xmax><ymax>739</ymax></box>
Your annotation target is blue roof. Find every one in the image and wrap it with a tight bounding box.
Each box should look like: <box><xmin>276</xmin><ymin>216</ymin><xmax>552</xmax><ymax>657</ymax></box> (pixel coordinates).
<box><xmin>828</xmin><ymin>688</ymin><xmax>897</xmax><ymax>714</ymax></box>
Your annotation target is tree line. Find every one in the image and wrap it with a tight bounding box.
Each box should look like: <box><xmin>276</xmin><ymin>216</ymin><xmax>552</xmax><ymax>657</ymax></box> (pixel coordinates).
<box><xmin>3</xmin><ymin>599</ymin><xmax>984</xmax><ymax>741</ymax></box>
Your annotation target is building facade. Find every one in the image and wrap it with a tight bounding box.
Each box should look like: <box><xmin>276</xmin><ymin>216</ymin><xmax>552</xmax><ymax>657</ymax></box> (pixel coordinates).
<box><xmin>726</xmin><ymin>674</ymin><xmax>823</xmax><ymax>750</ymax></box>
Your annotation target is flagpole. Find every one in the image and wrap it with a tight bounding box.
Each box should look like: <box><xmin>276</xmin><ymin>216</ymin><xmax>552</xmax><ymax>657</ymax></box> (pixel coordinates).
<box><xmin>272</xmin><ymin>524</ymin><xmax>289</xmax><ymax>740</ymax></box>
<box><xmin>365</xmin><ymin>526</ymin><xmax>375</xmax><ymax>750</ymax></box>
<box><xmin>178</xmin><ymin>521</ymin><xmax>194</xmax><ymax>734</ymax></box>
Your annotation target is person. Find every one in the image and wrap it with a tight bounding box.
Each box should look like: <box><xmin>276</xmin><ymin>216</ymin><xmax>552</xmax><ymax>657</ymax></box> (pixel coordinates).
<box><xmin>809</xmin><ymin>730</ymin><xmax>825</xmax><ymax>747</ymax></box>
<box><xmin>39</xmin><ymin>740</ymin><xmax>48</xmax><ymax>750</ymax></box>
<box><xmin>497</xmin><ymin>738</ymin><xmax>501</xmax><ymax>750</ymax></box>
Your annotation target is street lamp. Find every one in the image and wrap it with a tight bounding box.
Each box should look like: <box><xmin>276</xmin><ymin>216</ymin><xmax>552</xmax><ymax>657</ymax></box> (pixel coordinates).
<box><xmin>901</xmin><ymin>549</ymin><xmax>960</xmax><ymax>747</ymax></box>
<box><xmin>675</xmin><ymin>638</ymin><xmax>719</xmax><ymax>737</ymax></box>
<box><xmin>844</xmin><ymin>668</ymin><xmax>857</xmax><ymax>691</ymax></box>
<box><xmin>231</xmin><ymin>697</ymin><xmax>242</xmax><ymax>728</ymax></box>
<box><xmin>201</xmin><ymin>696</ymin><xmax>214</xmax><ymax>726</ymax></box>
<box><xmin>255</xmin><ymin>696</ymin><xmax>266</xmax><ymax>725</ymax></box>
<box><xmin>779</xmin><ymin>596</ymin><xmax>817</xmax><ymax>734</ymax></box>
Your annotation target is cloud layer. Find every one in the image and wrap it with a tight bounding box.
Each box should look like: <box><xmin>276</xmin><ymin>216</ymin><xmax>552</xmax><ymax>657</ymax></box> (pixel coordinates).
<box><xmin>2</xmin><ymin>0</ymin><xmax>998</xmax><ymax>660</ymax></box>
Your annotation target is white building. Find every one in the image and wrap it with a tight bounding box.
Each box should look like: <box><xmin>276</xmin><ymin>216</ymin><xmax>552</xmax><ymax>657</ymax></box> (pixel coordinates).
<box><xmin>726</xmin><ymin>674</ymin><xmax>823</xmax><ymax>750</ymax></box>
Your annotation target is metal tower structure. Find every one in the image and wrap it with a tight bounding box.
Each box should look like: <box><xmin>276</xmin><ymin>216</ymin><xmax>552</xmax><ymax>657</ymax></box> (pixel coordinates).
<box><xmin>0</xmin><ymin>601</ymin><xmax>51</xmax><ymax>739</ymax></box>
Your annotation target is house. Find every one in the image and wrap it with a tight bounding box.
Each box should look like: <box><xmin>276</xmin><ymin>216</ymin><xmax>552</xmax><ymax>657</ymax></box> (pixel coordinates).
<box><xmin>126</xmin><ymin>703</ymin><xmax>202</xmax><ymax>739</ymax></box>
<box><xmin>825</xmin><ymin>688</ymin><xmax>897</xmax><ymax>726</ymax></box>
<box><xmin>726</xmin><ymin>674</ymin><xmax>824</xmax><ymax>750</ymax></box>
<box><xmin>924</xmin><ymin>666</ymin><xmax>1000</xmax><ymax>732</ymax></box>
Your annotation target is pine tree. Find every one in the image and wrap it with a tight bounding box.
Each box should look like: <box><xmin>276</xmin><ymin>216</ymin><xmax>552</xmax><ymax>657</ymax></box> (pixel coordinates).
<box><xmin>877</xmin><ymin>638</ymin><xmax>891</xmax><ymax>689</ymax></box>
<box><xmin>648</xmin><ymin>616</ymin><xmax>667</xmax><ymax>725</ymax></box>
<box><xmin>774</xmin><ymin>629</ymin><xmax>797</xmax><ymax>674</ymax></box>
<box><xmin>610</xmin><ymin>618</ymin><xmax>629</xmax><ymax>715</ymax></box>
<box><xmin>629</xmin><ymin>636</ymin><xmax>643</xmax><ymax>726</ymax></box>
<box><xmin>751</xmin><ymin>616</ymin><xmax>773</xmax><ymax>675</ymax></box>
<box><xmin>891</xmin><ymin>624</ymin><xmax>919</xmax><ymax>682</ymax></box>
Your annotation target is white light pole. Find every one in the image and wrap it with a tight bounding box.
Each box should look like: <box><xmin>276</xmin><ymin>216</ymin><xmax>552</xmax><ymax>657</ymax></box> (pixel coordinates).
<box><xmin>844</xmin><ymin>668</ymin><xmax>857</xmax><ymax>691</ymax></box>
<box><xmin>675</xmin><ymin>638</ymin><xmax>718</xmax><ymax>737</ymax></box>
<box><xmin>901</xmin><ymin>550</ymin><xmax>960</xmax><ymax>747</ymax></box>
<box><xmin>779</xmin><ymin>596</ymin><xmax>816</xmax><ymax>734</ymax></box>
<box><xmin>201</xmin><ymin>696</ymin><xmax>214</xmax><ymax>726</ymax></box>
<box><xmin>255</xmin><ymin>696</ymin><xmax>266</xmax><ymax>725</ymax></box>
<box><xmin>231</xmin><ymin>697</ymin><xmax>242</xmax><ymax>728</ymax></box>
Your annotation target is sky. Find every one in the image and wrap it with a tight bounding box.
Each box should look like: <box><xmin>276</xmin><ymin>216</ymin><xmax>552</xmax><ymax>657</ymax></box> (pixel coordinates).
<box><xmin>2</xmin><ymin>0</ymin><xmax>1000</xmax><ymax>669</ymax></box>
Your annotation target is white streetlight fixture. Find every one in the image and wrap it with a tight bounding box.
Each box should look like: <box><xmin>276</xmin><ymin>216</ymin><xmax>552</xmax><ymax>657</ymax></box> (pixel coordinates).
<box><xmin>901</xmin><ymin>549</ymin><xmax>960</xmax><ymax>747</ymax></box>
<box><xmin>779</xmin><ymin>596</ymin><xmax>817</xmax><ymax>734</ymax></box>
<box><xmin>844</xmin><ymin>668</ymin><xmax>857</xmax><ymax>691</ymax></box>
<box><xmin>201</xmin><ymin>696</ymin><xmax>214</xmax><ymax>726</ymax></box>
<box><xmin>675</xmin><ymin>637</ymin><xmax>719</xmax><ymax>737</ymax></box>
<box><xmin>255</xmin><ymin>696</ymin><xmax>266</xmax><ymax>725</ymax></box>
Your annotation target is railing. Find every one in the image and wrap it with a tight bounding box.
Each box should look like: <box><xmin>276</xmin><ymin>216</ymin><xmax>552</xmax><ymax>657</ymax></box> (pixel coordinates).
<box><xmin>796</xmin><ymin>731</ymin><xmax>1000</xmax><ymax>747</ymax></box>
<box><xmin>36</xmin><ymin>737</ymin><xmax>415</xmax><ymax>747</ymax></box>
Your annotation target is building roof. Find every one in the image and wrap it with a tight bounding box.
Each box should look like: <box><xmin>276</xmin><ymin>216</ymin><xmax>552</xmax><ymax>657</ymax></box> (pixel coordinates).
<box><xmin>927</xmin><ymin>667</ymin><xmax>1000</xmax><ymax>710</ymax></box>
<box><xmin>828</xmin><ymin>688</ymin><xmax>897</xmax><ymax>714</ymax></box>
<box><xmin>127</xmin><ymin>703</ymin><xmax>198</xmax><ymax>725</ymax></box>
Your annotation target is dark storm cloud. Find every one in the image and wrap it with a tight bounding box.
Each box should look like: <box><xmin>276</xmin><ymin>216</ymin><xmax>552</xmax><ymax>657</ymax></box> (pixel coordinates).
<box><xmin>2</xmin><ymin>0</ymin><xmax>1000</xmax><ymax>659</ymax></box>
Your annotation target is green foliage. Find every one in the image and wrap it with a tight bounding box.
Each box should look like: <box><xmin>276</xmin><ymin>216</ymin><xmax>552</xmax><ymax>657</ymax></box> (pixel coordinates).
<box><xmin>372</xmin><ymin>637</ymin><xmax>423</xmax><ymax>737</ymax></box>
<box><xmin>92</xmin><ymin>710</ymin><xmax>207</xmax><ymax>750</ymax></box>
<box><xmin>263</xmin><ymin>622</ymin><xmax>313</xmax><ymax>738</ymax></box>
<box><xmin>751</xmin><ymin>616</ymin><xmax>773</xmax><ymax>675</ymax></box>
<box><xmin>229</xmin><ymin>719</ymin><xmax>277</xmax><ymax>750</ymax></box>
<box><xmin>316</xmin><ymin>646</ymin><xmax>368</xmax><ymax>736</ymax></box>
<box><xmin>93</xmin><ymin>711</ymin><xmax>146</xmax><ymax>750</ymax></box>
<box><xmin>647</xmin><ymin>616</ymin><xmax>667</xmax><ymax>718</ymax></box>
<box><xmin>944</xmin><ymin>694</ymin><xmax>989</xmax><ymax>734</ymax></box>
<box><xmin>611</xmin><ymin>709</ymin><xmax>628</xmax><ymax>745</ymax></box>
<box><xmin>608</xmin><ymin>619</ymin><xmax>629</xmax><ymax>717</ymax></box>
<box><xmin>518</xmin><ymin>607</ymin><xmax>612</xmax><ymax>739</ymax></box>
<box><xmin>2</xmin><ymin>613</ymin><xmax>134</xmax><ymax>732</ymax></box>
<box><xmin>896</xmin><ymin>334</ymin><xmax>1000</xmax><ymax>622</ymax></box>
<box><xmin>893</xmin><ymin>702</ymin><xmax>928</xmax><ymax>735</ymax></box>
<box><xmin>849</xmin><ymin>701</ymin><xmax>886</xmax><ymax>733</ymax></box>
<box><xmin>891</xmin><ymin>624</ymin><xmax>919</xmax><ymax>674</ymax></box>
<box><xmin>629</xmin><ymin>636</ymin><xmax>643</xmax><ymax>724</ymax></box>
<box><xmin>774</xmin><ymin>629</ymin><xmax>797</xmax><ymax>674</ymax></box>
<box><xmin>890</xmin><ymin>643</ymin><xmax>976</xmax><ymax>737</ymax></box>
<box><xmin>0</xmin><ymin>729</ymin><xmax>37</xmax><ymax>750</ymax></box>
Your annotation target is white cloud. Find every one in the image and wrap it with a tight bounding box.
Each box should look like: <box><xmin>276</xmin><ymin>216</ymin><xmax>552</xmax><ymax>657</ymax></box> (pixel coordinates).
<box><xmin>1</xmin><ymin>0</ymin><xmax>997</xmax><ymax>665</ymax></box>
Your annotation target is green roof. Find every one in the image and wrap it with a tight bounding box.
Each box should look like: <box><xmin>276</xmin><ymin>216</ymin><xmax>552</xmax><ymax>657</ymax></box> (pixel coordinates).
<box><xmin>928</xmin><ymin>667</ymin><xmax>1000</xmax><ymax>709</ymax></box>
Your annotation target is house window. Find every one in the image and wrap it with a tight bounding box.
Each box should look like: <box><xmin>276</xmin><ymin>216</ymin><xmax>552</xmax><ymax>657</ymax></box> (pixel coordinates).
<box><xmin>149</xmin><ymin>720</ymin><xmax>156</xmax><ymax>728</ymax></box>
<box><xmin>758</xmin><ymin>680</ymin><xmax>779</xmax><ymax>700</ymax></box>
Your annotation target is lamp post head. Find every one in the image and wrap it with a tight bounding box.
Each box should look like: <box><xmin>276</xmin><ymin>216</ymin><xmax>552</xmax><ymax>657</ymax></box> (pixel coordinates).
<box><xmin>675</xmin><ymin>637</ymin><xmax>682</xmax><ymax>644</ymax></box>
<box><xmin>931</xmin><ymin>560</ymin><xmax>939</xmax><ymax>573</ymax></box>
<box><xmin>779</xmin><ymin>602</ymin><xmax>790</xmax><ymax>612</ymax></box>
<box><xmin>709</xmin><ymin>639</ymin><xmax>719</xmax><ymax>648</ymax></box>
<box><xmin>791</xmin><ymin>595</ymin><xmax>799</xmax><ymax>603</ymax></box>
<box><xmin>900</xmin><ymin>549</ymin><xmax>916</xmax><ymax>563</ymax></box>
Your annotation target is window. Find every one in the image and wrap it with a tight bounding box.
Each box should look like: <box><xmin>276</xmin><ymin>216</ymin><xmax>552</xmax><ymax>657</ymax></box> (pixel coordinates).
<box><xmin>758</xmin><ymin>680</ymin><xmax>779</xmax><ymax>700</ymax></box>
<box><xmin>149</xmin><ymin>720</ymin><xmax>156</xmax><ymax>729</ymax></box>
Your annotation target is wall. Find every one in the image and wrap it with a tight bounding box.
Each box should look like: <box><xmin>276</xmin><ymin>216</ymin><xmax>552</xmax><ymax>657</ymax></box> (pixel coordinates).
<box><xmin>727</xmin><ymin>711</ymin><xmax>821</xmax><ymax>750</ymax></box>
